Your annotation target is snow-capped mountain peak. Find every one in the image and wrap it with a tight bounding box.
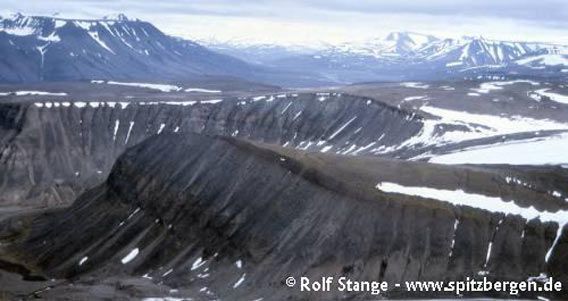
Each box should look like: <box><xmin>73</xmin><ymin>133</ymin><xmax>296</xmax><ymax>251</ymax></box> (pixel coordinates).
<box><xmin>102</xmin><ymin>13</ymin><xmax>130</xmax><ymax>21</ymax></box>
<box><xmin>0</xmin><ymin>13</ymin><xmax>267</xmax><ymax>84</ymax></box>
<box><xmin>0</xmin><ymin>12</ymin><xmax>49</xmax><ymax>36</ymax></box>
<box><xmin>384</xmin><ymin>31</ymin><xmax>438</xmax><ymax>49</ymax></box>
<box><xmin>203</xmin><ymin>30</ymin><xmax>568</xmax><ymax>83</ymax></box>
<box><xmin>382</xmin><ymin>32</ymin><xmax>439</xmax><ymax>56</ymax></box>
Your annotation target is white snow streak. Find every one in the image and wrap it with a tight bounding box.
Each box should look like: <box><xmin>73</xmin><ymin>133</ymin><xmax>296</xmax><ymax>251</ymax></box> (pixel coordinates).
<box><xmin>328</xmin><ymin>117</ymin><xmax>357</xmax><ymax>140</ymax></box>
<box><xmin>375</xmin><ymin>182</ymin><xmax>568</xmax><ymax>229</ymax></box>
<box><xmin>125</xmin><ymin>121</ymin><xmax>134</xmax><ymax>144</ymax></box>
<box><xmin>121</xmin><ymin>248</ymin><xmax>139</xmax><ymax>264</ymax></box>
<box><xmin>113</xmin><ymin>120</ymin><xmax>120</xmax><ymax>141</ymax></box>
<box><xmin>78</xmin><ymin>256</ymin><xmax>88</xmax><ymax>266</ymax></box>
<box><xmin>233</xmin><ymin>273</ymin><xmax>246</xmax><ymax>288</ymax></box>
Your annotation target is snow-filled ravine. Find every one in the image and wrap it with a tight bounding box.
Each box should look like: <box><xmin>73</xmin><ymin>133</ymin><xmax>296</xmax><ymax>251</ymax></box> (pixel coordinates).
<box><xmin>94</xmin><ymin>80</ymin><xmax>182</xmax><ymax>92</ymax></box>
<box><xmin>403</xmin><ymin>104</ymin><xmax>568</xmax><ymax>165</ymax></box>
<box><xmin>420</xmin><ymin>106</ymin><xmax>568</xmax><ymax>142</ymax></box>
<box><xmin>531</xmin><ymin>89</ymin><xmax>568</xmax><ymax>105</ymax></box>
<box><xmin>429</xmin><ymin>133</ymin><xmax>568</xmax><ymax>165</ymax></box>
<box><xmin>376</xmin><ymin>182</ymin><xmax>568</xmax><ymax>262</ymax></box>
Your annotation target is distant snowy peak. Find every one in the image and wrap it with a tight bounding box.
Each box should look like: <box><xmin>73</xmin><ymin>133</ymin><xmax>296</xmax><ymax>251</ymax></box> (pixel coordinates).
<box><xmin>328</xmin><ymin>32</ymin><xmax>442</xmax><ymax>59</ymax></box>
<box><xmin>514</xmin><ymin>46</ymin><xmax>568</xmax><ymax>68</ymax></box>
<box><xmin>312</xmin><ymin>32</ymin><xmax>567</xmax><ymax>69</ymax></box>
<box><xmin>201</xmin><ymin>37</ymin><xmax>322</xmax><ymax>53</ymax></box>
<box><xmin>438</xmin><ymin>38</ymin><xmax>543</xmax><ymax>67</ymax></box>
<box><xmin>203</xmin><ymin>31</ymin><xmax>568</xmax><ymax>83</ymax></box>
<box><xmin>102</xmin><ymin>13</ymin><xmax>130</xmax><ymax>21</ymax></box>
<box><xmin>0</xmin><ymin>13</ymin><xmax>50</xmax><ymax>36</ymax></box>
<box><xmin>384</xmin><ymin>31</ymin><xmax>439</xmax><ymax>53</ymax></box>
<box><xmin>201</xmin><ymin>38</ymin><xmax>322</xmax><ymax>64</ymax></box>
<box><xmin>385</xmin><ymin>32</ymin><xmax>438</xmax><ymax>43</ymax></box>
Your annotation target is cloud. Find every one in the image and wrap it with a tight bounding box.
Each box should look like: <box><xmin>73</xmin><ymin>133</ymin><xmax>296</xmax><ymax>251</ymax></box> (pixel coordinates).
<box><xmin>1</xmin><ymin>0</ymin><xmax>567</xmax><ymax>45</ymax></box>
<box><xmin>4</xmin><ymin>0</ymin><xmax>568</xmax><ymax>21</ymax></box>
<box><xmin>303</xmin><ymin>0</ymin><xmax>568</xmax><ymax>21</ymax></box>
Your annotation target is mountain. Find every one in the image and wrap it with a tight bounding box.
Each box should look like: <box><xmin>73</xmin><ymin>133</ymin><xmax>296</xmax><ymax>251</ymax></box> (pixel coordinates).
<box><xmin>332</xmin><ymin>32</ymin><xmax>440</xmax><ymax>59</ymax></box>
<box><xmin>0</xmin><ymin>13</ymin><xmax>330</xmax><ymax>87</ymax></box>
<box><xmin>2</xmin><ymin>131</ymin><xmax>567</xmax><ymax>299</ymax></box>
<box><xmin>2</xmin><ymin>13</ymin><xmax>568</xmax><ymax>87</ymax></box>
<box><xmin>196</xmin><ymin>38</ymin><xmax>321</xmax><ymax>65</ymax></box>
<box><xmin>1</xmin><ymin>78</ymin><xmax>568</xmax><ymax>299</ymax></box>
<box><xmin>0</xmin><ymin>13</ymin><xmax>256</xmax><ymax>83</ymax></box>
<box><xmin>0</xmin><ymin>92</ymin><xmax>420</xmax><ymax>206</ymax></box>
<box><xmin>203</xmin><ymin>32</ymin><xmax>568</xmax><ymax>83</ymax></box>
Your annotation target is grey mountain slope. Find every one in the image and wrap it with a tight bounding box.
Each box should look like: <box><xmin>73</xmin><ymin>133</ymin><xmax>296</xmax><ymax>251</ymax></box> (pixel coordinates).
<box><xmin>0</xmin><ymin>132</ymin><xmax>566</xmax><ymax>299</ymax></box>
<box><xmin>0</xmin><ymin>14</ymin><xmax>329</xmax><ymax>87</ymax></box>
<box><xmin>0</xmin><ymin>81</ymin><xmax>567</xmax><ymax>299</ymax></box>
<box><xmin>2</xmin><ymin>84</ymin><xmax>567</xmax><ymax>208</ymax></box>
<box><xmin>0</xmin><ymin>92</ymin><xmax>422</xmax><ymax>207</ymax></box>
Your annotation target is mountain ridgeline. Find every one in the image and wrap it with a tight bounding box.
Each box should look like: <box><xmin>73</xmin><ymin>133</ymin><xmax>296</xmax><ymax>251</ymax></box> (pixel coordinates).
<box><xmin>0</xmin><ymin>93</ymin><xmax>422</xmax><ymax>207</ymax></box>
<box><xmin>206</xmin><ymin>32</ymin><xmax>568</xmax><ymax>83</ymax></box>
<box><xmin>1</xmin><ymin>12</ymin><xmax>568</xmax><ymax>301</ymax></box>
<box><xmin>0</xmin><ymin>13</ymin><xmax>324</xmax><ymax>87</ymax></box>
<box><xmin>1</xmin><ymin>14</ymin><xmax>568</xmax><ymax>86</ymax></box>
<box><xmin>0</xmin><ymin>89</ymin><xmax>567</xmax><ymax>299</ymax></box>
<box><xmin>3</xmin><ymin>132</ymin><xmax>567</xmax><ymax>299</ymax></box>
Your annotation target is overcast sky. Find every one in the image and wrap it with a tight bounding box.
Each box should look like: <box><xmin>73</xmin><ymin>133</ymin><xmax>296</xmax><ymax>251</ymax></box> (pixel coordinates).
<box><xmin>1</xmin><ymin>0</ymin><xmax>568</xmax><ymax>45</ymax></box>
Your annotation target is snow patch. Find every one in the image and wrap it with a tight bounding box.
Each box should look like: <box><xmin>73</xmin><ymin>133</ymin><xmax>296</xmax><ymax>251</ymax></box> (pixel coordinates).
<box><xmin>157</xmin><ymin>123</ymin><xmax>166</xmax><ymax>134</ymax></box>
<box><xmin>200</xmin><ymin>99</ymin><xmax>223</xmax><ymax>104</ymax></box>
<box><xmin>517</xmin><ymin>54</ymin><xmax>568</xmax><ymax>66</ymax></box>
<box><xmin>376</xmin><ymin>182</ymin><xmax>568</xmax><ymax>230</ymax></box>
<box><xmin>125</xmin><ymin>121</ymin><xmax>135</xmax><ymax>144</ymax></box>
<box><xmin>121</xmin><ymin>248</ymin><xmax>139</xmax><ymax>264</ymax></box>
<box><xmin>113</xmin><ymin>120</ymin><xmax>120</xmax><ymax>141</ymax></box>
<box><xmin>0</xmin><ymin>91</ymin><xmax>67</xmax><ymax>96</ymax></box>
<box><xmin>531</xmin><ymin>89</ymin><xmax>568</xmax><ymax>105</ymax></box>
<box><xmin>233</xmin><ymin>273</ymin><xmax>246</xmax><ymax>288</ymax></box>
<box><xmin>191</xmin><ymin>257</ymin><xmax>206</xmax><ymax>271</ymax></box>
<box><xmin>97</xmin><ymin>81</ymin><xmax>182</xmax><ymax>92</ymax></box>
<box><xmin>429</xmin><ymin>133</ymin><xmax>568</xmax><ymax>165</ymax></box>
<box><xmin>184</xmin><ymin>88</ymin><xmax>221</xmax><ymax>93</ymax></box>
<box><xmin>403</xmin><ymin>96</ymin><xmax>427</xmax><ymax>101</ymax></box>
<box><xmin>328</xmin><ymin>117</ymin><xmax>357</xmax><ymax>140</ymax></box>
<box><xmin>78</xmin><ymin>257</ymin><xmax>88</xmax><ymax>266</ymax></box>
<box><xmin>400</xmin><ymin>82</ymin><xmax>429</xmax><ymax>89</ymax></box>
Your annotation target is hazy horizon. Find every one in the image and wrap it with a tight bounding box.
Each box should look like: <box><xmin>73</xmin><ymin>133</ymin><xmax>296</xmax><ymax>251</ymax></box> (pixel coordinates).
<box><xmin>1</xmin><ymin>0</ymin><xmax>568</xmax><ymax>46</ymax></box>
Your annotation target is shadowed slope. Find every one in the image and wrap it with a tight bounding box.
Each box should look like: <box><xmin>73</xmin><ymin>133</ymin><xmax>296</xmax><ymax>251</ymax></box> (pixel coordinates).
<box><xmin>2</xmin><ymin>133</ymin><xmax>566</xmax><ymax>299</ymax></box>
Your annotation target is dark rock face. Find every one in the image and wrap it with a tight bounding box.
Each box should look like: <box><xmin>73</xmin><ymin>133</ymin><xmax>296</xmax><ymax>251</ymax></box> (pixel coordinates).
<box><xmin>6</xmin><ymin>133</ymin><xmax>567</xmax><ymax>300</ymax></box>
<box><xmin>1</xmin><ymin>89</ymin><xmax>567</xmax><ymax>299</ymax></box>
<box><xmin>0</xmin><ymin>93</ymin><xmax>422</xmax><ymax>206</ymax></box>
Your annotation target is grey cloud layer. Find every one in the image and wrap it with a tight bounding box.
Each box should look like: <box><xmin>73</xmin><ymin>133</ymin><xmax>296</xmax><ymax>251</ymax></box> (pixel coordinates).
<box><xmin>1</xmin><ymin>0</ymin><xmax>566</xmax><ymax>42</ymax></box>
<box><xmin>2</xmin><ymin>0</ymin><xmax>567</xmax><ymax>22</ymax></box>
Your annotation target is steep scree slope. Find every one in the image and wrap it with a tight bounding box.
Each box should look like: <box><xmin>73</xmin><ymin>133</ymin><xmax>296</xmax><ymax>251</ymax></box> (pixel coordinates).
<box><xmin>2</xmin><ymin>133</ymin><xmax>567</xmax><ymax>299</ymax></box>
<box><xmin>0</xmin><ymin>93</ymin><xmax>423</xmax><ymax>207</ymax></box>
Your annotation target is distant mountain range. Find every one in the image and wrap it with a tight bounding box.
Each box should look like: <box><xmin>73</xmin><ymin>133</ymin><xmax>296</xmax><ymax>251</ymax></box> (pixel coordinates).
<box><xmin>204</xmin><ymin>32</ymin><xmax>568</xmax><ymax>83</ymax></box>
<box><xmin>2</xmin><ymin>13</ymin><xmax>568</xmax><ymax>86</ymax></box>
